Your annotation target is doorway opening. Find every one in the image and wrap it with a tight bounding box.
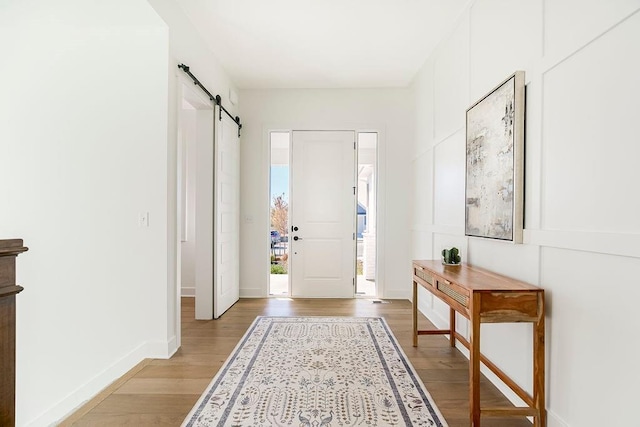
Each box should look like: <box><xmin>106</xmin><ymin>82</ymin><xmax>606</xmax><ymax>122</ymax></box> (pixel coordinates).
<box><xmin>356</xmin><ymin>132</ymin><xmax>377</xmax><ymax>297</ymax></box>
<box><xmin>267</xmin><ymin>130</ymin><xmax>377</xmax><ymax>298</ymax></box>
<box><xmin>269</xmin><ymin>131</ymin><xmax>290</xmax><ymax>296</ymax></box>
<box><xmin>176</xmin><ymin>80</ymin><xmax>214</xmax><ymax>341</ymax></box>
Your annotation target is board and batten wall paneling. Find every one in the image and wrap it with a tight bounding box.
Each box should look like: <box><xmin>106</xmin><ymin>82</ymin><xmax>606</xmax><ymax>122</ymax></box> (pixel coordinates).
<box><xmin>410</xmin><ymin>0</ymin><xmax>640</xmax><ymax>426</ymax></box>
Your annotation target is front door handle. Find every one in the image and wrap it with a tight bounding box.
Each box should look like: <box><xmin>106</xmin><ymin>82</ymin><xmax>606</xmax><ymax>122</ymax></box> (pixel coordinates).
<box><xmin>293</xmin><ymin>236</ymin><xmax>302</xmax><ymax>241</ymax></box>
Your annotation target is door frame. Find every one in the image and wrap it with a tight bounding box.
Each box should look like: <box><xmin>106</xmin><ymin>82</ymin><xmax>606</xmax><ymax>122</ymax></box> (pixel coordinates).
<box><xmin>176</xmin><ymin>76</ymin><xmax>216</xmax><ymax>336</ymax></box>
<box><xmin>264</xmin><ymin>125</ymin><xmax>385</xmax><ymax>299</ymax></box>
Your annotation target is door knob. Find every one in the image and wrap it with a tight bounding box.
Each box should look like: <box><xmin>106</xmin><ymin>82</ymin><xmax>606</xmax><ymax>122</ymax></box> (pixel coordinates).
<box><xmin>292</xmin><ymin>226</ymin><xmax>299</xmax><ymax>231</ymax></box>
<box><xmin>293</xmin><ymin>236</ymin><xmax>302</xmax><ymax>241</ymax></box>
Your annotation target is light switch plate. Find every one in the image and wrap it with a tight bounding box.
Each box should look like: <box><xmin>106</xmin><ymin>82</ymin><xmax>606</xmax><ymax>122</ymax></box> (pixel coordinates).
<box><xmin>138</xmin><ymin>212</ymin><xmax>149</xmax><ymax>227</ymax></box>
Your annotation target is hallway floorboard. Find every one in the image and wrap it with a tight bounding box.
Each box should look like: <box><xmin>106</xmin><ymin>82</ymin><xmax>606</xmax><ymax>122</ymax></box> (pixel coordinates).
<box><xmin>62</xmin><ymin>298</ymin><xmax>532</xmax><ymax>427</ymax></box>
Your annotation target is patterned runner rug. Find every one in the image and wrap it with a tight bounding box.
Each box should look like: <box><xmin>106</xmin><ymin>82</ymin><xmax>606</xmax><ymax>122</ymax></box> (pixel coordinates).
<box><xmin>182</xmin><ymin>316</ymin><xmax>448</xmax><ymax>426</ymax></box>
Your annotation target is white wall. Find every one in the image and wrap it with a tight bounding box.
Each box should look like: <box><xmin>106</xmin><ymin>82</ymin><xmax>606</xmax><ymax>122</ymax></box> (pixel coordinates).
<box><xmin>239</xmin><ymin>89</ymin><xmax>413</xmax><ymax>299</ymax></box>
<box><xmin>0</xmin><ymin>1</ymin><xmax>169</xmax><ymax>425</ymax></box>
<box><xmin>0</xmin><ymin>0</ymin><xmax>239</xmax><ymax>424</ymax></box>
<box><xmin>410</xmin><ymin>1</ymin><xmax>640</xmax><ymax>426</ymax></box>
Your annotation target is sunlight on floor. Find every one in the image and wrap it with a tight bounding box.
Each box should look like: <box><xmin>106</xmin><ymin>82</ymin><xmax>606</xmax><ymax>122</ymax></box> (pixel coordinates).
<box><xmin>269</xmin><ymin>274</ymin><xmax>376</xmax><ymax>297</ymax></box>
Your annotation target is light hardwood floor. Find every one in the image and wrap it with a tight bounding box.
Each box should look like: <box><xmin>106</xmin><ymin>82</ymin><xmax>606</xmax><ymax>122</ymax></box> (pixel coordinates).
<box><xmin>61</xmin><ymin>298</ymin><xmax>532</xmax><ymax>426</ymax></box>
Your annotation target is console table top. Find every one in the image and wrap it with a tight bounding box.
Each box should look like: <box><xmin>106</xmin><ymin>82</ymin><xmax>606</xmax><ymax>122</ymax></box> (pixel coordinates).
<box><xmin>413</xmin><ymin>259</ymin><xmax>542</xmax><ymax>292</ymax></box>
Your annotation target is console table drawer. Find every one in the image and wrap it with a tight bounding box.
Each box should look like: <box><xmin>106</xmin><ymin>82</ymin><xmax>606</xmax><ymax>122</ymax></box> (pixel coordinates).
<box><xmin>414</xmin><ymin>267</ymin><xmax>433</xmax><ymax>285</ymax></box>
<box><xmin>436</xmin><ymin>279</ymin><xmax>469</xmax><ymax>307</ymax></box>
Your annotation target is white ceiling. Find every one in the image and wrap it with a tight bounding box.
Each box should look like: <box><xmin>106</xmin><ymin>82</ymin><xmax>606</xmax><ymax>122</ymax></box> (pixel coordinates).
<box><xmin>175</xmin><ymin>0</ymin><xmax>470</xmax><ymax>89</ymax></box>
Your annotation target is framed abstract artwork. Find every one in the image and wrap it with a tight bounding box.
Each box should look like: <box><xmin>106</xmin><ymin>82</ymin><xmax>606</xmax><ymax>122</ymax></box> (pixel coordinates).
<box><xmin>465</xmin><ymin>71</ymin><xmax>525</xmax><ymax>243</ymax></box>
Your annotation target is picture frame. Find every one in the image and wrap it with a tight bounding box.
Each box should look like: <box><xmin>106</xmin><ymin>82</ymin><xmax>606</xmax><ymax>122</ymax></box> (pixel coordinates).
<box><xmin>465</xmin><ymin>71</ymin><xmax>525</xmax><ymax>243</ymax></box>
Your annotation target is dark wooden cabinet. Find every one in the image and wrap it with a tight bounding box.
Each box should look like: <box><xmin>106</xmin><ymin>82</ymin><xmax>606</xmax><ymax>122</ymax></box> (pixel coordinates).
<box><xmin>0</xmin><ymin>239</ymin><xmax>28</xmax><ymax>427</ymax></box>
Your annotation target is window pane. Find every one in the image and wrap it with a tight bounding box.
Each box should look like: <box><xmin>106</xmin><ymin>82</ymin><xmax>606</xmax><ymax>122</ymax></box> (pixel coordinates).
<box><xmin>269</xmin><ymin>132</ymin><xmax>290</xmax><ymax>296</ymax></box>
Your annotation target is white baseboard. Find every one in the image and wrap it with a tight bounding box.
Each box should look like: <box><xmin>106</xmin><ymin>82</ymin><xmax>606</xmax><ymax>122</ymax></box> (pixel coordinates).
<box><xmin>181</xmin><ymin>286</ymin><xmax>195</xmax><ymax>297</ymax></box>
<box><xmin>240</xmin><ymin>287</ymin><xmax>264</xmax><ymax>298</ymax></box>
<box><xmin>547</xmin><ymin>410</ymin><xmax>569</xmax><ymax>427</ymax></box>
<box><xmin>165</xmin><ymin>335</ymin><xmax>178</xmax><ymax>358</ymax></box>
<box><xmin>145</xmin><ymin>338</ymin><xmax>176</xmax><ymax>359</ymax></box>
<box><xmin>382</xmin><ymin>289</ymin><xmax>411</xmax><ymax>300</ymax></box>
<box><xmin>27</xmin><ymin>340</ymin><xmax>171</xmax><ymax>427</ymax></box>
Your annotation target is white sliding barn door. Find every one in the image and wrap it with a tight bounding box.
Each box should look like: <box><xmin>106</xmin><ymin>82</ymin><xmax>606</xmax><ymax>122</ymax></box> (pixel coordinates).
<box><xmin>290</xmin><ymin>131</ymin><xmax>356</xmax><ymax>298</ymax></box>
<box><xmin>213</xmin><ymin>108</ymin><xmax>240</xmax><ymax>318</ymax></box>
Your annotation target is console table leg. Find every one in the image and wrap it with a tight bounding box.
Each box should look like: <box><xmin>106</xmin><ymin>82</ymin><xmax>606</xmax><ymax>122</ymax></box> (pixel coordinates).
<box><xmin>449</xmin><ymin>307</ymin><xmax>456</xmax><ymax>347</ymax></box>
<box><xmin>533</xmin><ymin>293</ymin><xmax>546</xmax><ymax>426</ymax></box>
<box><xmin>412</xmin><ymin>280</ymin><xmax>418</xmax><ymax>347</ymax></box>
<box><xmin>470</xmin><ymin>294</ymin><xmax>481</xmax><ymax>426</ymax></box>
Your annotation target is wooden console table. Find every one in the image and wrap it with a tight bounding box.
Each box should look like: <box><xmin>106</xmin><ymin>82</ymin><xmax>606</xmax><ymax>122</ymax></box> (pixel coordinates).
<box><xmin>412</xmin><ymin>260</ymin><xmax>545</xmax><ymax>427</ymax></box>
<box><xmin>1</xmin><ymin>239</ymin><xmax>28</xmax><ymax>427</ymax></box>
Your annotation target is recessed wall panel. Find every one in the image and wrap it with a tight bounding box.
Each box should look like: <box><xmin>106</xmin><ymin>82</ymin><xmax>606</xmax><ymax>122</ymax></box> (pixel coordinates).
<box><xmin>544</xmin><ymin>0</ymin><xmax>640</xmax><ymax>59</ymax></box>
<box><xmin>412</xmin><ymin>150</ymin><xmax>433</xmax><ymax>229</ymax></box>
<box><xmin>470</xmin><ymin>0</ymin><xmax>542</xmax><ymax>99</ymax></box>
<box><xmin>542</xmin><ymin>12</ymin><xmax>640</xmax><ymax>233</ymax></box>
<box><xmin>542</xmin><ymin>246</ymin><xmax>640</xmax><ymax>426</ymax></box>
<box><xmin>413</xmin><ymin>59</ymin><xmax>435</xmax><ymax>155</ymax></box>
<box><xmin>467</xmin><ymin>238</ymin><xmax>539</xmax><ymax>284</ymax></box>
<box><xmin>434</xmin><ymin>15</ymin><xmax>469</xmax><ymax>141</ymax></box>
<box><xmin>411</xmin><ymin>230</ymin><xmax>433</xmax><ymax>260</ymax></box>
<box><xmin>433</xmin><ymin>132</ymin><xmax>465</xmax><ymax>228</ymax></box>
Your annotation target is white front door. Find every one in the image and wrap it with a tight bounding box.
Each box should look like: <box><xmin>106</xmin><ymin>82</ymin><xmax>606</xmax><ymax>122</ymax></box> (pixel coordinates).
<box><xmin>290</xmin><ymin>131</ymin><xmax>356</xmax><ymax>298</ymax></box>
<box><xmin>214</xmin><ymin>108</ymin><xmax>240</xmax><ymax>318</ymax></box>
